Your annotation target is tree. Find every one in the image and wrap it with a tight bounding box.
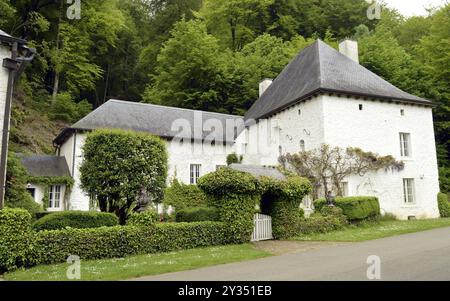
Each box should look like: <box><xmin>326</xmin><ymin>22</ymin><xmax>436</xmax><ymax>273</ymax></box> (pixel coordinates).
<box><xmin>279</xmin><ymin>144</ymin><xmax>404</xmax><ymax>198</ymax></box>
<box><xmin>80</xmin><ymin>129</ymin><xmax>168</xmax><ymax>224</ymax></box>
<box><xmin>142</xmin><ymin>19</ymin><xmax>227</xmax><ymax>112</ymax></box>
<box><xmin>5</xmin><ymin>153</ymin><xmax>41</xmax><ymax>215</ymax></box>
<box><xmin>197</xmin><ymin>0</ymin><xmax>274</xmax><ymax>51</ymax></box>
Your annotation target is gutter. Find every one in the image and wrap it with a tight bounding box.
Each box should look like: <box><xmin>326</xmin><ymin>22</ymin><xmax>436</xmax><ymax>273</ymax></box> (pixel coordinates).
<box><xmin>0</xmin><ymin>38</ymin><xmax>36</xmax><ymax>209</ymax></box>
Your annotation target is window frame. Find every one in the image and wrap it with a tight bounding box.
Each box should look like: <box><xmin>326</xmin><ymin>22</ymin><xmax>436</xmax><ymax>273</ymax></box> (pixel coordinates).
<box><xmin>399</xmin><ymin>132</ymin><xmax>412</xmax><ymax>157</ymax></box>
<box><xmin>48</xmin><ymin>185</ymin><xmax>62</xmax><ymax>209</ymax></box>
<box><xmin>190</xmin><ymin>164</ymin><xmax>201</xmax><ymax>184</ymax></box>
<box><xmin>403</xmin><ymin>178</ymin><xmax>416</xmax><ymax>204</ymax></box>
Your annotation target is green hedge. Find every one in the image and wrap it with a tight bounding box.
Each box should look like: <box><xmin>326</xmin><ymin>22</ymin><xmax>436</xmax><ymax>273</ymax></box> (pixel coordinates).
<box><xmin>260</xmin><ymin>176</ymin><xmax>312</xmax><ymax>239</ymax></box>
<box><xmin>0</xmin><ymin>209</ymin><xmax>36</xmax><ymax>272</ymax></box>
<box><xmin>198</xmin><ymin>168</ymin><xmax>260</xmax><ymax>243</ymax></box>
<box><xmin>314</xmin><ymin>196</ymin><xmax>380</xmax><ymax>221</ymax></box>
<box><xmin>127</xmin><ymin>210</ymin><xmax>158</xmax><ymax>227</ymax></box>
<box><xmin>164</xmin><ymin>179</ymin><xmax>207</xmax><ymax>210</ymax></box>
<box><xmin>176</xmin><ymin>207</ymin><xmax>220</xmax><ymax>222</ymax></box>
<box><xmin>297</xmin><ymin>213</ymin><xmax>347</xmax><ymax>234</ymax></box>
<box><xmin>32</xmin><ymin>211</ymin><xmax>119</xmax><ymax>231</ymax></box>
<box><xmin>438</xmin><ymin>192</ymin><xmax>450</xmax><ymax>218</ymax></box>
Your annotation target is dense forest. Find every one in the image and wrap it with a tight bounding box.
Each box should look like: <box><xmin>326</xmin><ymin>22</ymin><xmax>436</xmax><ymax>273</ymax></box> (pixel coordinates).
<box><xmin>0</xmin><ymin>0</ymin><xmax>449</xmax><ymax>191</ymax></box>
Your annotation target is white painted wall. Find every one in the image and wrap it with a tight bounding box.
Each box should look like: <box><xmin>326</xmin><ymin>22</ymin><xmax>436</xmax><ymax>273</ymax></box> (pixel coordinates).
<box><xmin>0</xmin><ymin>45</ymin><xmax>11</xmax><ymax>156</ymax></box>
<box><xmin>236</xmin><ymin>94</ymin><xmax>440</xmax><ymax>219</ymax></box>
<box><xmin>28</xmin><ymin>183</ymin><xmax>66</xmax><ymax>212</ymax></box>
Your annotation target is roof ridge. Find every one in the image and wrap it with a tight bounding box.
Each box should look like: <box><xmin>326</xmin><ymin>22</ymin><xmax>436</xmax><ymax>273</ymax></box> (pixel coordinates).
<box><xmin>107</xmin><ymin>99</ymin><xmax>243</xmax><ymax>118</ymax></box>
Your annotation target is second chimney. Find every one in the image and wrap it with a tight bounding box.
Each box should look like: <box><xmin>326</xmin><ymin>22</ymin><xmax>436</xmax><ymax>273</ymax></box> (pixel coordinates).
<box><xmin>259</xmin><ymin>78</ymin><xmax>273</xmax><ymax>97</ymax></box>
<box><xmin>339</xmin><ymin>39</ymin><xmax>359</xmax><ymax>64</ymax></box>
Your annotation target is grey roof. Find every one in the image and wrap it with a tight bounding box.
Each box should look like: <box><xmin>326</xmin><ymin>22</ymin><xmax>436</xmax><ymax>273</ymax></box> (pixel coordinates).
<box><xmin>229</xmin><ymin>164</ymin><xmax>286</xmax><ymax>180</ymax></box>
<box><xmin>0</xmin><ymin>29</ymin><xmax>26</xmax><ymax>44</ymax></box>
<box><xmin>245</xmin><ymin>40</ymin><xmax>432</xmax><ymax>121</ymax></box>
<box><xmin>19</xmin><ymin>154</ymin><xmax>70</xmax><ymax>177</ymax></box>
<box><xmin>54</xmin><ymin>100</ymin><xmax>244</xmax><ymax>145</ymax></box>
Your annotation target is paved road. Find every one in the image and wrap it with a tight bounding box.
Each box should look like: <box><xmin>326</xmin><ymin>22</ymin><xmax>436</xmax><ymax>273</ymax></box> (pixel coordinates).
<box><xmin>135</xmin><ymin>227</ymin><xmax>450</xmax><ymax>281</ymax></box>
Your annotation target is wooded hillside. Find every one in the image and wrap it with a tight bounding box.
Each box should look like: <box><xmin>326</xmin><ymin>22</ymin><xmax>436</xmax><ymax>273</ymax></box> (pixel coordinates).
<box><xmin>1</xmin><ymin>0</ymin><xmax>449</xmax><ymax>190</ymax></box>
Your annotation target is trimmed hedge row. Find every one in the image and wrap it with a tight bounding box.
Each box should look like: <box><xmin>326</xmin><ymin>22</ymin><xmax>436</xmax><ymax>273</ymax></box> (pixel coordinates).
<box><xmin>314</xmin><ymin>196</ymin><xmax>380</xmax><ymax>221</ymax></box>
<box><xmin>437</xmin><ymin>192</ymin><xmax>450</xmax><ymax>218</ymax></box>
<box><xmin>0</xmin><ymin>209</ymin><xmax>35</xmax><ymax>272</ymax></box>
<box><xmin>0</xmin><ymin>209</ymin><xmax>231</xmax><ymax>271</ymax></box>
<box><xmin>297</xmin><ymin>214</ymin><xmax>347</xmax><ymax>234</ymax></box>
<box><xmin>32</xmin><ymin>211</ymin><xmax>119</xmax><ymax>231</ymax></box>
<box><xmin>175</xmin><ymin>207</ymin><xmax>220</xmax><ymax>222</ymax></box>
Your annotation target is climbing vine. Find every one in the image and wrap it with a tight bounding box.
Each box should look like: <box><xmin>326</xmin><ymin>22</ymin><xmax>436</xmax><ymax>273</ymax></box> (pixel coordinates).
<box><xmin>26</xmin><ymin>176</ymin><xmax>74</xmax><ymax>210</ymax></box>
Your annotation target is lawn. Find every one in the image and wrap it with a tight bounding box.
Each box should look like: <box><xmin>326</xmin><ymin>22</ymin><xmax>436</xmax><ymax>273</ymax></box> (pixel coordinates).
<box><xmin>292</xmin><ymin>218</ymin><xmax>450</xmax><ymax>242</ymax></box>
<box><xmin>3</xmin><ymin>244</ymin><xmax>272</xmax><ymax>281</ymax></box>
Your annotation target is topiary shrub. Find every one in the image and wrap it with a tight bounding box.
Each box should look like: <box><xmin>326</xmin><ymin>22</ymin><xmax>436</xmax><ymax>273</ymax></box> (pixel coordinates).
<box><xmin>314</xmin><ymin>196</ymin><xmax>380</xmax><ymax>221</ymax></box>
<box><xmin>127</xmin><ymin>210</ymin><xmax>159</xmax><ymax>227</ymax></box>
<box><xmin>320</xmin><ymin>205</ymin><xmax>344</xmax><ymax>217</ymax></box>
<box><xmin>297</xmin><ymin>213</ymin><xmax>347</xmax><ymax>234</ymax></box>
<box><xmin>0</xmin><ymin>209</ymin><xmax>36</xmax><ymax>272</ymax></box>
<box><xmin>437</xmin><ymin>192</ymin><xmax>450</xmax><ymax>218</ymax></box>
<box><xmin>176</xmin><ymin>207</ymin><xmax>220</xmax><ymax>222</ymax></box>
<box><xmin>198</xmin><ymin>168</ymin><xmax>260</xmax><ymax>243</ymax></box>
<box><xmin>163</xmin><ymin>179</ymin><xmax>207</xmax><ymax>210</ymax></box>
<box><xmin>260</xmin><ymin>176</ymin><xmax>312</xmax><ymax>239</ymax></box>
<box><xmin>32</xmin><ymin>211</ymin><xmax>118</xmax><ymax>231</ymax></box>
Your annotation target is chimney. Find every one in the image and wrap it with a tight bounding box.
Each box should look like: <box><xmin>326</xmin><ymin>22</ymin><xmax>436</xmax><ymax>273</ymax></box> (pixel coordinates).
<box><xmin>339</xmin><ymin>39</ymin><xmax>359</xmax><ymax>64</ymax></box>
<box><xmin>259</xmin><ymin>78</ymin><xmax>273</xmax><ymax>97</ymax></box>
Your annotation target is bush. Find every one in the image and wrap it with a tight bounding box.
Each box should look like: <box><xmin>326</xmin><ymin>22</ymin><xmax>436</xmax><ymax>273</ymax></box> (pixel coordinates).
<box><xmin>34</xmin><ymin>222</ymin><xmax>230</xmax><ymax>265</ymax></box>
<box><xmin>127</xmin><ymin>210</ymin><xmax>158</xmax><ymax>227</ymax></box>
<box><xmin>260</xmin><ymin>176</ymin><xmax>312</xmax><ymax>239</ymax></box>
<box><xmin>314</xmin><ymin>196</ymin><xmax>380</xmax><ymax>221</ymax></box>
<box><xmin>164</xmin><ymin>179</ymin><xmax>207</xmax><ymax>210</ymax></box>
<box><xmin>226</xmin><ymin>153</ymin><xmax>243</xmax><ymax>165</ymax></box>
<box><xmin>50</xmin><ymin>93</ymin><xmax>92</xmax><ymax>123</ymax></box>
<box><xmin>32</xmin><ymin>211</ymin><xmax>118</xmax><ymax>231</ymax></box>
<box><xmin>438</xmin><ymin>192</ymin><xmax>450</xmax><ymax>218</ymax></box>
<box><xmin>198</xmin><ymin>168</ymin><xmax>260</xmax><ymax>243</ymax></box>
<box><xmin>35</xmin><ymin>211</ymin><xmax>54</xmax><ymax>220</ymax></box>
<box><xmin>0</xmin><ymin>209</ymin><xmax>35</xmax><ymax>272</ymax></box>
<box><xmin>320</xmin><ymin>206</ymin><xmax>344</xmax><ymax>217</ymax></box>
<box><xmin>439</xmin><ymin>167</ymin><xmax>450</xmax><ymax>193</ymax></box>
<box><xmin>176</xmin><ymin>207</ymin><xmax>220</xmax><ymax>222</ymax></box>
<box><xmin>297</xmin><ymin>214</ymin><xmax>347</xmax><ymax>234</ymax></box>
<box><xmin>5</xmin><ymin>153</ymin><xmax>42</xmax><ymax>216</ymax></box>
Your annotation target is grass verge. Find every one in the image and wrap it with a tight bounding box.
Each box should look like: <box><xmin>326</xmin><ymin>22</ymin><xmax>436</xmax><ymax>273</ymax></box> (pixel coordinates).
<box><xmin>4</xmin><ymin>244</ymin><xmax>272</xmax><ymax>281</ymax></box>
<box><xmin>292</xmin><ymin>218</ymin><xmax>450</xmax><ymax>242</ymax></box>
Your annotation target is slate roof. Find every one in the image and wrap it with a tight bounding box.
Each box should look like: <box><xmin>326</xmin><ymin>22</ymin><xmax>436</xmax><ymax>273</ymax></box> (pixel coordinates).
<box><xmin>0</xmin><ymin>29</ymin><xmax>26</xmax><ymax>45</ymax></box>
<box><xmin>54</xmin><ymin>100</ymin><xmax>244</xmax><ymax>145</ymax></box>
<box><xmin>18</xmin><ymin>154</ymin><xmax>70</xmax><ymax>177</ymax></box>
<box><xmin>245</xmin><ymin>40</ymin><xmax>432</xmax><ymax>121</ymax></box>
<box><xmin>229</xmin><ymin>164</ymin><xmax>286</xmax><ymax>180</ymax></box>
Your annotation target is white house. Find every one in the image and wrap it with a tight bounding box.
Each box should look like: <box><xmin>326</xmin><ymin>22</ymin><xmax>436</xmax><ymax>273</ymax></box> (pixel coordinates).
<box><xmin>37</xmin><ymin>39</ymin><xmax>439</xmax><ymax>219</ymax></box>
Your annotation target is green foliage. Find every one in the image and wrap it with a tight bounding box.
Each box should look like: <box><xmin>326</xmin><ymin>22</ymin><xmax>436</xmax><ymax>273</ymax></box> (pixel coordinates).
<box><xmin>80</xmin><ymin>129</ymin><xmax>168</xmax><ymax>224</ymax></box>
<box><xmin>297</xmin><ymin>214</ymin><xmax>348</xmax><ymax>234</ymax></box>
<box><xmin>0</xmin><ymin>209</ymin><xmax>35</xmax><ymax>272</ymax></box>
<box><xmin>437</xmin><ymin>193</ymin><xmax>450</xmax><ymax>218</ymax></box>
<box><xmin>439</xmin><ymin>167</ymin><xmax>450</xmax><ymax>193</ymax></box>
<box><xmin>176</xmin><ymin>207</ymin><xmax>220</xmax><ymax>222</ymax></box>
<box><xmin>314</xmin><ymin>196</ymin><xmax>381</xmax><ymax>221</ymax></box>
<box><xmin>32</xmin><ymin>211</ymin><xmax>118</xmax><ymax>231</ymax></box>
<box><xmin>5</xmin><ymin>153</ymin><xmax>41</xmax><ymax>216</ymax></box>
<box><xmin>198</xmin><ymin>168</ymin><xmax>260</xmax><ymax>242</ymax></box>
<box><xmin>260</xmin><ymin>176</ymin><xmax>312</xmax><ymax>239</ymax></box>
<box><xmin>320</xmin><ymin>206</ymin><xmax>344</xmax><ymax>217</ymax></box>
<box><xmin>127</xmin><ymin>210</ymin><xmax>159</xmax><ymax>227</ymax></box>
<box><xmin>163</xmin><ymin>179</ymin><xmax>207</xmax><ymax>210</ymax></box>
<box><xmin>49</xmin><ymin>93</ymin><xmax>92</xmax><ymax>123</ymax></box>
<box><xmin>226</xmin><ymin>153</ymin><xmax>243</xmax><ymax>165</ymax></box>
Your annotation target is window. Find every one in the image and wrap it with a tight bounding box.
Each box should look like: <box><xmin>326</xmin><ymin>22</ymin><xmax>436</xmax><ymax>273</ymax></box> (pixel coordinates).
<box><xmin>48</xmin><ymin>185</ymin><xmax>62</xmax><ymax>209</ymax></box>
<box><xmin>190</xmin><ymin>164</ymin><xmax>201</xmax><ymax>184</ymax></box>
<box><xmin>27</xmin><ymin>188</ymin><xmax>36</xmax><ymax>199</ymax></box>
<box><xmin>298</xmin><ymin>109</ymin><xmax>302</xmax><ymax>116</ymax></box>
<box><xmin>399</xmin><ymin>133</ymin><xmax>411</xmax><ymax>157</ymax></box>
<box><xmin>242</xmin><ymin>143</ymin><xmax>248</xmax><ymax>154</ymax></box>
<box><xmin>300</xmin><ymin>140</ymin><xmax>305</xmax><ymax>152</ymax></box>
<box><xmin>359</xmin><ymin>104</ymin><xmax>363</xmax><ymax>110</ymax></box>
<box><xmin>340</xmin><ymin>182</ymin><xmax>349</xmax><ymax>197</ymax></box>
<box><xmin>400</xmin><ymin>109</ymin><xmax>405</xmax><ymax>116</ymax></box>
<box><xmin>403</xmin><ymin>179</ymin><xmax>415</xmax><ymax>204</ymax></box>
<box><xmin>278</xmin><ymin>145</ymin><xmax>283</xmax><ymax>155</ymax></box>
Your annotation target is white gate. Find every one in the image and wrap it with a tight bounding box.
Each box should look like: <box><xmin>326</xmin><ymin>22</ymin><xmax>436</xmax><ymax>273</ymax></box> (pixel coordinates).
<box><xmin>251</xmin><ymin>213</ymin><xmax>273</xmax><ymax>242</ymax></box>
